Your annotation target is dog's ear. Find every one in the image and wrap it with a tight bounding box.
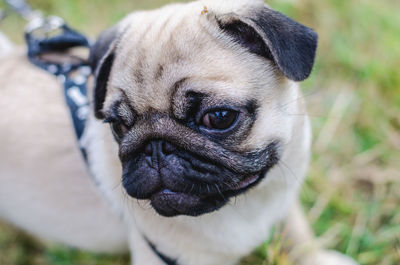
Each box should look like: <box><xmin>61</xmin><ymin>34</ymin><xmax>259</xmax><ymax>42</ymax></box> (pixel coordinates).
<box><xmin>216</xmin><ymin>5</ymin><xmax>318</xmax><ymax>81</ymax></box>
<box><xmin>89</xmin><ymin>26</ymin><xmax>119</xmax><ymax>119</ymax></box>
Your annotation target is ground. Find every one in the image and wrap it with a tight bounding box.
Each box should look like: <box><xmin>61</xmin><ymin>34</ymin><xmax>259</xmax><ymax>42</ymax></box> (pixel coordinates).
<box><xmin>0</xmin><ymin>0</ymin><xmax>399</xmax><ymax>264</ymax></box>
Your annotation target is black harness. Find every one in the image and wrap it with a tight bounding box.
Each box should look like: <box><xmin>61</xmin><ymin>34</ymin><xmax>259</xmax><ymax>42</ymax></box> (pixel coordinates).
<box><xmin>25</xmin><ymin>21</ymin><xmax>91</xmax><ymax>159</ymax></box>
<box><xmin>4</xmin><ymin>1</ymin><xmax>179</xmax><ymax>263</ymax></box>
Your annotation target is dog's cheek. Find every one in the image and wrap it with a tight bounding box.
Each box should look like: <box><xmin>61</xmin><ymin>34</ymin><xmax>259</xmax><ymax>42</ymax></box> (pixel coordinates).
<box><xmin>238</xmin><ymin>103</ymin><xmax>290</xmax><ymax>150</ymax></box>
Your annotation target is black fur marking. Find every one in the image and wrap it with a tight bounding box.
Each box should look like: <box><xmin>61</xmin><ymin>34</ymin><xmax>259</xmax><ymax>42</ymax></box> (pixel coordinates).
<box><xmin>218</xmin><ymin>7</ymin><xmax>318</xmax><ymax>81</ymax></box>
<box><xmin>249</xmin><ymin>8</ymin><xmax>318</xmax><ymax>81</ymax></box>
<box><xmin>89</xmin><ymin>25</ymin><xmax>118</xmax><ymax>70</ymax></box>
<box><xmin>245</xmin><ymin>99</ymin><xmax>259</xmax><ymax>115</ymax></box>
<box><xmin>219</xmin><ymin>20</ymin><xmax>273</xmax><ymax>61</ymax></box>
<box><xmin>184</xmin><ymin>91</ymin><xmax>205</xmax><ymax>127</ymax></box>
<box><xmin>155</xmin><ymin>64</ymin><xmax>164</xmax><ymax>80</ymax></box>
<box><xmin>90</xmin><ymin>26</ymin><xmax>120</xmax><ymax>119</ymax></box>
<box><xmin>94</xmin><ymin>52</ymin><xmax>115</xmax><ymax>119</ymax></box>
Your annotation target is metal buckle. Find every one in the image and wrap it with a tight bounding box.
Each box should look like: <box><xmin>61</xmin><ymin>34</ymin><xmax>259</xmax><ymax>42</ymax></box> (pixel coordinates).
<box><xmin>5</xmin><ymin>0</ymin><xmax>65</xmax><ymax>38</ymax></box>
<box><xmin>25</xmin><ymin>15</ymin><xmax>65</xmax><ymax>39</ymax></box>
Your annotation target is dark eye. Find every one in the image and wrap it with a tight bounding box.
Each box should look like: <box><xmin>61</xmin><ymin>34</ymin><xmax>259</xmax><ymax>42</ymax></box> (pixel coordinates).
<box><xmin>202</xmin><ymin>110</ymin><xmax>238</xmax><ymax>130</ymax></box>
<box><xmin>110</xmin><ymin>121</ymin><xmax>129</xmax><ymax>139</ymax></box>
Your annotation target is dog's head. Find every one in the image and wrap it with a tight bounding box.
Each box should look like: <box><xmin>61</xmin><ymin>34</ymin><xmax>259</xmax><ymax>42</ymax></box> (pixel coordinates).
<box><xmin>89</xmin><ymin>0</ymin><xmax>317</xmax><ymax>217</ymax></box>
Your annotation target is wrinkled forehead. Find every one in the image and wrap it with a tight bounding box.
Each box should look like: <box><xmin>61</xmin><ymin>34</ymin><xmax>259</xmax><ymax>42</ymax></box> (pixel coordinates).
<box><xmin>107</xmin><ymin>2</ymin><xmax>277</xmax><ymax>114</ymax></box>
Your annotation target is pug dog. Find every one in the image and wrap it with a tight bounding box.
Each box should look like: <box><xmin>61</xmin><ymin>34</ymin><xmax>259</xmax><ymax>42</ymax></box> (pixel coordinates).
<box><xmin>0</xmin><ymin>0</ymin><xmax>358</xmax><ymax>264</ymax></box>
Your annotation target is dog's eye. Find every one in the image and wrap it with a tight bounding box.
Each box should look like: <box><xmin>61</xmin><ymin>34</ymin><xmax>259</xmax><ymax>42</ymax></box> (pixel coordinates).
<box><xmin>202</xmin><ymin>110</ymin><xmax>238</xmax><ymax>130</ymax></box>
<box><xmin>110</xmin><ymin>121</ymin><xmax>129</xmax><ymax>139</ymax></box>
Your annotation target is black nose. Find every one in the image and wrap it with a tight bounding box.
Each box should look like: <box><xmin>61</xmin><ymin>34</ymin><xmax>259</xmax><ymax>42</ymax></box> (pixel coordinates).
<box><xmin>144</xmin><ymin>140</ymin><xmax>176</xmax><ymax>161</ymax></box>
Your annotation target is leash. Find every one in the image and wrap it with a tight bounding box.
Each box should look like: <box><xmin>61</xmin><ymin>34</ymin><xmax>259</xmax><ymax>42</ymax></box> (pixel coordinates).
<box><xmin>4</xmin><ymin>0</ymin><xmax>41</xmax><ymax>21</ymax></box>
<box><xmin>0</xmin><ymin>9</ymin><xmax>6</xmax><ymax>22</ymax></box>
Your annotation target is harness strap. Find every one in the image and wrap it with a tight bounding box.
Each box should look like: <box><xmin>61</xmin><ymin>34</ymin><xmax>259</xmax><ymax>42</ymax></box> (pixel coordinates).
<box><xmin>25</xmin><ymin>21</ymin><xmax>91</xmax><ymax>159</ymax></box>
<box><xmin>144</xmin><ymin>236</ymin><xmax>178</xmax><ymax>265</ymax></box>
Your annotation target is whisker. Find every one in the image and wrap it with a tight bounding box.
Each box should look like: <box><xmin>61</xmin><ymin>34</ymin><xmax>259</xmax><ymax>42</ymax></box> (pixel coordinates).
<box><xmin>112</xmin><ymin>179</ymin><xmax>122</xmax><ymax>191</ymax></box>
<box><xmin>279</xmin><ymin>160</ymin><xmax>302</xmax><ymax>186</ymax></box>
<box><xmin>282</xmin><ymin>113</ymin><xmax>328</xmax><ymax>118</ymax></box>
<box><xmin>277</xmin><ymin>89</ymin><xmax>322</xmax><ymax>110</ymax></box>
<box><xmin>277</xmin><ymin>163</ymin><xmax>289</xmax><ymax>192</ymax></box>
<box><xmin>189</xmin><ymin>183</ymin><xmax>195</xmax><ymax>194</ymax></box>
<box><xmin>214</xmin><ymin>183</ymin><xmax>227</xmax><ymax>202</ymax></box>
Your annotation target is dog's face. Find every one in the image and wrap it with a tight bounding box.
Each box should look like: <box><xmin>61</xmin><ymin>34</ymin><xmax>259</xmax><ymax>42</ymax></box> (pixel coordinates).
<box><xmin>90</xmin><ymin>0</ymin><xmax>317</xmax><ymax>217</ymax></box>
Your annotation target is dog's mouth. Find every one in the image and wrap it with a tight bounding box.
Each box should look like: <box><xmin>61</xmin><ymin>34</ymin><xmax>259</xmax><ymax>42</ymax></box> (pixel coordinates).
<box><xmin>121</xmin><ymin>140</ymin><xmax>280</xmax><ymax>217</ymax></box>
<box><xmin>149</xmin><ymin>172</ymin><xmax>265</xmax><ymax>217</ymax></box>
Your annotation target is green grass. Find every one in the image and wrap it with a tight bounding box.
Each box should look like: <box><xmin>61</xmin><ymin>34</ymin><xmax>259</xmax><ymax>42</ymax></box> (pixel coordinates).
<box><xmin>1</xmin><ymin>0</ymin><xmax>399</xmax><ymax>264</ymax></box>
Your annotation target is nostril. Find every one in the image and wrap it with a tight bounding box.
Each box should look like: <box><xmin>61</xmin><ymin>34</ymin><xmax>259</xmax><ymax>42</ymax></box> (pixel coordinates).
<box><xmin>162</xmin><ymin>141</ymin><xmax>176</xmax><ymax>154</ymax></box>
<box><xmin>144</xmin><ymin>142</ymin><xmax>153</xmax><ymax>156</ymax></box>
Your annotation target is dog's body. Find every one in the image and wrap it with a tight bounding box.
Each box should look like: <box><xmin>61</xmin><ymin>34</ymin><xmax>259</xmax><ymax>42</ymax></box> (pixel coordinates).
<box><xmin>0</xmin><ymin>31</ymin><xmax>13</xmax><ymax>58</ymax></box>
<box><xmin>0</xmin><ymin>50</ymin><xmax>128</xmax><ymax>253</ymax></box>
<box><xmin>0</xmin><ymin>1</ymin><xmax>358</xmax><ymax>265</ymax></box>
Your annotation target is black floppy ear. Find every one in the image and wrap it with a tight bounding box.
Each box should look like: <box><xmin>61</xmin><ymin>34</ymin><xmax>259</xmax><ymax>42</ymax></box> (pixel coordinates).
<box><xmin>217</xmin><ymin>6</ymin><xmax>318</xmax><ymax>81</ymax></box>
<box><xmin>89</xmin><ymin>26</ymin><xmax>119</xmax><ymax>119</ymax></box>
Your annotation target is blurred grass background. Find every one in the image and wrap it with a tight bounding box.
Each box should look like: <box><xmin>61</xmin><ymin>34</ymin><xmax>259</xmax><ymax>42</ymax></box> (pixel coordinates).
<box><xmin>0</xmin><ymin>0</ymin><xmax>399</xmax><ymax>264</ymax></box>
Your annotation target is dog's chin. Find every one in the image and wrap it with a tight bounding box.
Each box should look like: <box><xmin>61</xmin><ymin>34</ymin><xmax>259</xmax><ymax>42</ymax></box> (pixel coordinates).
<box><xmin>149</xmin><ymin>173</ymin><xmax>263</xmax><ymax>217</ymax></box>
